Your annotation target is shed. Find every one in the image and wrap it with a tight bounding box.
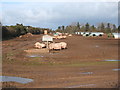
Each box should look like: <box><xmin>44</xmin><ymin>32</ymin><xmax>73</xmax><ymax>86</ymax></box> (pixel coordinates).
<box><xmin>89</xmin><ymin>32</ymin><xmax>104</xmax><ymax>36</ymax></box>
<box><xmin>81</xmin><ymin>32</ymin><xmax>85</xmax><ymax>35</ymax></box>
<box><xmin>75</xmin><ymin>32</ymin><xmax>80</xmax><ymax>35</ymax></box>
<box><xmin>82</xmin><ymin>32</ymin><xmax>90</xmax><ymax>36</ymax></box>
<box><xmin>112</xmin><ymin>33</ymin><xmax>120</xmax><ymax>39</ymax></box>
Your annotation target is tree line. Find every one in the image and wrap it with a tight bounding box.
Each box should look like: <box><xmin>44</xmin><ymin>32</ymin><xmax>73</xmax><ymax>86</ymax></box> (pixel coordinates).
<box><xmin>1</xmin><ymin>22</ymin><xmax>120</xmax><ymax>40</ymax></box>
<box><xmin>2</xmin><ymin>23</ymin><xmax>51</xmax><ymax>40</ymax></box>
<box><xmin>56</xmin><ymin>22</ymin><xmax>120</xmax><ymax>34</ymax></box>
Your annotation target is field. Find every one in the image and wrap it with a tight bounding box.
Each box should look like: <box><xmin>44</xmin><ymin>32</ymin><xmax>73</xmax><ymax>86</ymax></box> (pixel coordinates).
<box><xmin>2</xmin><ymin>34</ymin><xmax>119</xmax><ymax>88</ymax></box>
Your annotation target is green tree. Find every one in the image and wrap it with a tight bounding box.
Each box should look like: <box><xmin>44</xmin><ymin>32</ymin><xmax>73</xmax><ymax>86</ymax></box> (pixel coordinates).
<box><xmin>85</xmin><ymin>23</ymin><xmax>90</xmax><ymax>32</ymax></box>
<box><xmin>15</xmin><ymin>23</ymin><xmax>27</xmax><ymax>36</ymax></box>
<box><xmin>112</xmin><ymin>24</ymin><xmax>116</xmax><ymax>32</ymax></box>
<box><xmin>2</xmin><ymin>26</ymin><xmax>10</xmax><ymax>39</ymax></box>
<box><xmin>105</xmin><ymin>23</ymin><xmax>111</xmax><ymax>33</ymax></box>
<box><xmin>62</xmin><ymin>25</ymin><xmax>65</xmax><ymax>33</ymax></box>
<box><xmin>118</xmin><ymin>25</ymin><xmax>120</xmax><ymax>33</ymax></box>
<box><xmin>56</xmin><ymin>26</ymin><xmax>62</xmax><ymax>32</ymax></box>
<box><xmin>81</xmin><ymin>26</ymin><xmax>85</xmax><ymax>32</ymax></box>
<box><xmin>77</xmin><ymin>22</ymin><xmax>80</xmax><ymax>31</ymax></box>
<box><xmin>101</xmin><ymin>23</ymin><xmax>105</xmax><ymax>32</ymax></box>
<box><xmin>90</xmin><ymin>25</ymin><xmax>96</xmax><ymax>32</ymax></box>
<box><xmin>58</xmin><ymin>26</ymin><xmax>61</xmax><ymax>30</ymax></box>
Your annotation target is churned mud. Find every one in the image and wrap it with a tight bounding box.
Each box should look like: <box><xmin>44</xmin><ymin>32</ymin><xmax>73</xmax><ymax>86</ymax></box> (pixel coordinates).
<box><xmin>2</xmin><ymin>35</ymin><xmax>119</xmax><ymax>88</ymax></box>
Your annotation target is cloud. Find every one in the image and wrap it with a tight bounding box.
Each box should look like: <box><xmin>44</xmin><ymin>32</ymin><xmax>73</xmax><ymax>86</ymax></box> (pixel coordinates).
<box><xmin>1</xmin><ymin>0</ymin><xmax>119</xmax><ymax>2</ymax></box>
<box><xmin>1</xmin><ymin>2</ymin><xmax>118</xmax><ymax>29</ymax></box>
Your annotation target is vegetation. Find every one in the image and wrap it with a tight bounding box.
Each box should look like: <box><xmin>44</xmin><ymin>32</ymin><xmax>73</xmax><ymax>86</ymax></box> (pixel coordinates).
<box><xmin>2</xmin><ymin>23</ymin><xmax>50</xmax><ymax>40</ymax></box>
<box><xmin>55</xmin><ymin>22</ymin><xmax>119</xmax><ymax>34</ymax></box>
<box><xmin>1</xmin><ymin>22</ymin><xmax>119</xmax><ymax>40</ymax></box>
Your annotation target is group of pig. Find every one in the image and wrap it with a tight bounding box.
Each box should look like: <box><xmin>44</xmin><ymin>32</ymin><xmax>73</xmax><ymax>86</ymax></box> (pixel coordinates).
<box><xmin>52</xmin><ymin>35</ymin><xmax>67</xmax><ymax>39</ymax></box>
<box><xmin>34</xmin><ymin>42</ymin><xmax>67</xmax><ymax>50</ymax></box>
<box><xmin>52</xmin><ymin>34</ymin><xmax>72</xmax><ymax>39</ymax></box>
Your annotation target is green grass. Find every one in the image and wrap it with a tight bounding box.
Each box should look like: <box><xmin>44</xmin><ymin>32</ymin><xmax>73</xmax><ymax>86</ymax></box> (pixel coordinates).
<box><xmin>63</xmin><ymin>61</ymin><xmax>118</xmax><ymax>67</ymax></box>
<box><xmin>21</xmin><ymin>59</ymin><xmax>118</xmax><ymax>67</ymax></box>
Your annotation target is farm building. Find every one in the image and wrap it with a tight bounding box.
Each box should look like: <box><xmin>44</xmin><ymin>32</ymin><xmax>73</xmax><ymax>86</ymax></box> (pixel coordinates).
<box><xmin>89</xmin><ymin>32</ymin><xmax>104</xmax><ymax>36</ymax></box>
<box><xmin>81</xmin><ymin>32</ymin><xmax>85</xmax><ymax>35</ymax></box>
<box><xmin>83</xmin><ymin>32</ymin><xmax>90</xmax><ymax>36</ymax></box>
<box><xmin>75</xmin><ymin>32</ymin><xmax>81</xmax><ymax>35</ymax></box>
<box><xmin>112</xmin><ymin>33</ymin><xmax>120</xmax><ymax>39</ymax></box>
<box><xmin>75</xmin><ymin>32</ymin><xmax>85</xmax><ymax>35</ymax></box>
<box><xmin>75</xmin><ymin>32</ymin><xmax>104</xmax><ymax>37</ymax></box>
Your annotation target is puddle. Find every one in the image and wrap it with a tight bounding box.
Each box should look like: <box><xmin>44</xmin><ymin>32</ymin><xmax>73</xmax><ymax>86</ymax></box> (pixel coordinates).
<box><xmin>65</xmin><ymin>84</ymin><xmax>95</xmax><ymax>88</ymax></box>
<box><xmin>49</xmin><ymin>52</ymin><xmax>59</xmax><ymax>55</ymax></box>
<box><xmin>95</xmin><ymin>45</ymin><xmax>99</xmax><ymax>48</ymax></box>
<box><xmin>0</xmin><ymin>76</ymin><xmax>33</xmax><ymax>84</ymax></box>
<box><xmin>104</xmin><ymin>60</ymin><xmax>120</xmax><ymax>61</ymax></box>
<box><xmin>27</xmin><ymin>55</ymin><xmax>44</xmax><ymax>58</ymax></box>
<box><xmin>112</xmin><ymin>69</ymin><xmax>120</xmax><ymax>71</ymax></box>
<box><xmin>80</xmin><ymin>72</ymin><xmax>93</xmax><ymax>74</ymax></box>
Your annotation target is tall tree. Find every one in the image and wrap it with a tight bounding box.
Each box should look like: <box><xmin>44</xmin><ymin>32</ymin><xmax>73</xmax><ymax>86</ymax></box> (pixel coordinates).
<box><xmin>118</xmin><ymin>25</ymin><xmax>120</xmax><ymax>32</ymax></box>
<box><xmin>77</xmin><ymin>22</ymin><xmax>80</xmax><ymax>29</ymax></box>
<box><xmin>101</xmin><ymin>23</ymin><xmax>105</xmax><ymax>32</ymax></box>
<box><xmin>62</xmin><ymin>25</ymin><xmax>65</xmax><ymax>32</ymax></box>
<box><xmin>80</xmin><ymin>26</ymin><xmax>85</xmax><ymax>32</ymax></box>
<box><xmin>105</xmin><ymin>23</ymin><xmax>111</xmax><ymax>33</ymax></box>
<box><xmin>58</xmin><ymin>26</ymin><xmax>61</xmax><ymax>30</ymax></box>
<box><xmin>91</xmin><ymin>25</ymin><xmax>96</xmax><ymax>32</ymax></box>
<box><xmin>76</xmin><ymin>22</ymin><xmax>80</xmax><ymax>32</ymax></box>
<box><xmin>112</xmin><ymin>24</ymin><xmax>116</xmax><ymax>32</ymax></box>
<box><xmin>56</xmin><ymin>26</ymin><xmax>62</xmax><ymax>32</ymax></box>
<box><xmin>85</xmin><ymin>23</ymin><xmax>90</xmax><ymax>32</ymax></box>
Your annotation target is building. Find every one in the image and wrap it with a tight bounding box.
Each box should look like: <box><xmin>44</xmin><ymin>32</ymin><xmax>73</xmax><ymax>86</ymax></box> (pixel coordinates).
<box><xmin>75</xmin><ymin>32</ymin><xmax>104</xmax><ymax>37</ymax></box>
<box><xmin>112</xmin><ymin>33</ymin><xmax>120</xmax><ymax>39</ymax></box>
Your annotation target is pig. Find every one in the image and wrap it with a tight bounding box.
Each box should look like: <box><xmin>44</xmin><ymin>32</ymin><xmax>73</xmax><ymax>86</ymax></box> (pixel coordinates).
<box><xmin>59</xmin><ymin>42</ymin><xmax>67</xmax><ymax>49</ymax></box>
<box><xmin>49</xmin><ymin>43</ymin><xmax>62</xmax><ymax>50</ymax></box>
<box><xmin>19</xmin><ymin>35</ymin><xmax>22</xmax><ymax>38</ymax></box>
<box><xmin>68</xmin><ymin>34</ymin><xmax>72</xmax><ymax>36</ymax></box>
<box><xmin>53</xmin><ymin>35</ymin><xmax>58</xmax><ymax>39</ymax></box>
<box><xmin>52</xmin><ymin>36</ymin><xmax>56</xmax><ymax>39</ymax></box>
<box><xmin>57</xmin><ymin>36</ymin><xmax>63</xmax><ymax>39</ymax></box>
<box><xmin>62</xmin><ymin>36</ymin><xmax>67</xmax><ymax>39</ymax></box>
<box><xmin>34</xmin><ymin>42</ymin><xmax>46</xmax><ymax>49</ymax></box>
<box><xmin>65</xmin><ymin>33</ymin><xmax>68</xmax><ymax>35</ymax></box>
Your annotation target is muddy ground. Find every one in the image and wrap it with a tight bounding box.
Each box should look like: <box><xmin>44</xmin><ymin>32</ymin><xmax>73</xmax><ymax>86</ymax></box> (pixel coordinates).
<box><xmin>2</xmin><ymin>34</ymin><xmax>119</xmax><ymax>88</ymax></box>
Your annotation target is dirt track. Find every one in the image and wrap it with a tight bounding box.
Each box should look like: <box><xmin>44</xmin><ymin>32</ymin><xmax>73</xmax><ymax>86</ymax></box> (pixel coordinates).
<box><xmin>2</xmin><ymin>34</ymin><xmax>119</xmax><ymax>88</ymax></box>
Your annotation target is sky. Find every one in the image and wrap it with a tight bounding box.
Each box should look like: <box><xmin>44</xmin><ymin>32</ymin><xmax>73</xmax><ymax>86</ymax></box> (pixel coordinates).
<box><xmin>1</xmin><ymin>0</ymin><xmax>119</xmax><ymax>30</ymax></box>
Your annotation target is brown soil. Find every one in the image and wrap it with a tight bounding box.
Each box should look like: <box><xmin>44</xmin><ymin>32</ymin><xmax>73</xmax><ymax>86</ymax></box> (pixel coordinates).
<box><xmin>2</xmin><ymin>34</ymin><xmax>119</xmax><ymax>88</ymax></box>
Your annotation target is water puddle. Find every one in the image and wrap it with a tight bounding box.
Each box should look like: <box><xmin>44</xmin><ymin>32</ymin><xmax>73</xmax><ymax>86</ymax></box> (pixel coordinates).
<box><xmin>65</xmin><ymin>84</ymin><xmax>95</xmax><ymax>88</ymax></box>
<box><xmin>104</xmin><ymin>60</ymin><xmax>120</xmax><ymax>62</ymax></box>
<box><xmin>0</xmin><ymin>76</ymin><xmax>33</xmax><ymax>84</ymax></box>
<box><xmin>26</xmin><ymin>55</ymin><xmax>44</xmax><ymax>58</ymax></box>
<box><xmin>80</xmin><ymin>72</ymin><xmax>93</xmax><ymax>74</ymax></box>
<box><xmin>112</xmin><ymin>69</ymin><xmax>120</xmax><ymax>71</ymax></box>
<box><xmin>49</xmin><ymin>52</ymin><xmax>59</xmax><ymax>55</ymax></box>
<box><xmin>95</xmin><ymin>45</ymin><xmax>99</xmax><ymax>48</ymax></box>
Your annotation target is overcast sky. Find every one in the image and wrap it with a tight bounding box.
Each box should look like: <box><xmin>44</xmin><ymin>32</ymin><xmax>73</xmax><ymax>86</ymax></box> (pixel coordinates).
<box><xmin>1</xmin><ymin>0</ymin><xmax>118</xmax><ymax>30</ymax></box>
